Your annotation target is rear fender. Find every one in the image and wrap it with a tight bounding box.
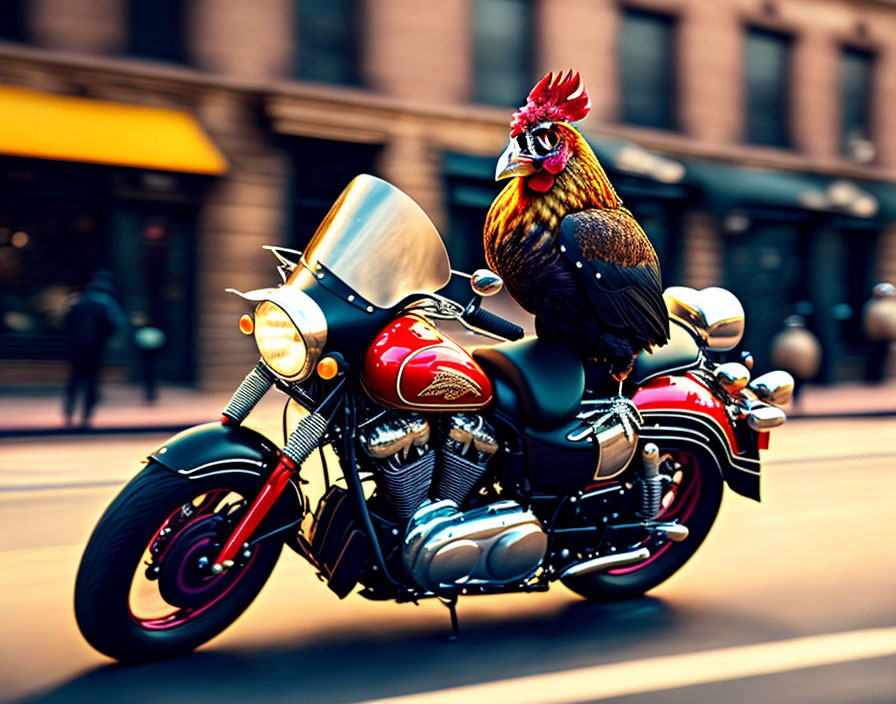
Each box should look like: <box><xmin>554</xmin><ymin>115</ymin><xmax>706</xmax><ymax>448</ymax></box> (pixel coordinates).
<box><xmin>633</xmin><ymin>375</ymin><xmax>761</xmax><ymax>501</ymax></box>
<box><xmin>149</xmin><ymin>422</ymin><xmax>304</xmax><ymax>515</ymax></box>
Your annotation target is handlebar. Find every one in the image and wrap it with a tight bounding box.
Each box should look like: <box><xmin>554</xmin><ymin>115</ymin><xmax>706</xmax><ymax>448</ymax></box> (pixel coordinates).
<box><xmin>463</xmin><ymin>304</ymin><xmax>525</xmax><ymax>341</ymax></box>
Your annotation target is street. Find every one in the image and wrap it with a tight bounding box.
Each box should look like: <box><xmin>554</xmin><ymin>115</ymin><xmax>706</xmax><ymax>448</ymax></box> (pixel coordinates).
<box><xmin>0</xmin><ymin>416</ymin><xmax>894</xmax><ymax>703</ymax></box>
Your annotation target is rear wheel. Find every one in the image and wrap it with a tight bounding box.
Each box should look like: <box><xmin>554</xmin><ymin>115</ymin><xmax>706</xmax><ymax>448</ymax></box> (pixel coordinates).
<box><xmin>562</xmin><ymin>449</ymin><xmax>722</xmax><ymax>602</ymax></box>
<box><xmin>75</xmin><ymin>462</ymin><xmax>287</xmax><ymax>662</ymax></box>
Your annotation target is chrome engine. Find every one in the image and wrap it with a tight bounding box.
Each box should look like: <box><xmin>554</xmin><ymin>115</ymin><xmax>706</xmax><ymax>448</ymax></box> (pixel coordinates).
<box><xmin>437</xmin><ymin>413</ymin><xmax>498</xmax><ymax>504</ymax></box>
<box><xmin>360</xmin><ymin>412</ymin><xmax>500</xmax><ymax>521</ymax></box>
<box><xmin>360</xmin><ymin>413</ymin><xmax>435</xmax><ymax>521</ymax></box>
<box><xmin>403</xmin><ymin>499</ymin><xmax>547</xmax><ymax>591</ymax></box>
<box><xmin>361</xmin><ymin>411</ymin><xmax>547</xmax><ymax>591</ymax></box>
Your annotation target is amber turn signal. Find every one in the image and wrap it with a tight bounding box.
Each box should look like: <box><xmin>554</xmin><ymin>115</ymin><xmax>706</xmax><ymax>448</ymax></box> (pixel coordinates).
<box><xmin>238</xmin><ymin>314</ymin><xmax>254</xmax><ymax>335</ymax></box>
<box><xmin>317</xmin><ymin>356</ymin><xmax>339</xmax><ymax>380</ymax></box>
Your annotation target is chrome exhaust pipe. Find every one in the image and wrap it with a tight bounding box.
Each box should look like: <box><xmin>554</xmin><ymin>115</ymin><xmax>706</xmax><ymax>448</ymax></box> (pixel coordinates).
<box><xmin>558</xmin><ymin>547</ymin><xmax>650</xmax><ymax>579</ymax></box>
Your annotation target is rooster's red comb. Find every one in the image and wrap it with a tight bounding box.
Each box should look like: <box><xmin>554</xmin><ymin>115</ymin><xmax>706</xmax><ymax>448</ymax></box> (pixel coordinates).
<box><xmin>510</xmin><ymin>70</ymin><xmax>591</xmax><ymax>136</ymax></box>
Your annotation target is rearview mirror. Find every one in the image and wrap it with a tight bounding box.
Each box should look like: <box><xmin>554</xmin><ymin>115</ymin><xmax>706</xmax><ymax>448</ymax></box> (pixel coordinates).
<box><xmin>471</xmin><ymin>269</ymin><xmax>503</xmax><ymax>297</ymax></box>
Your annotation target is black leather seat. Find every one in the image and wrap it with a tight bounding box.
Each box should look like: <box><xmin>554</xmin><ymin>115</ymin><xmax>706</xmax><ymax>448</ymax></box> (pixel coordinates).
<box><xmin>474</xmin><ymin>337</ymin><xmax>584</xmax><ymax>429</ymax></box>
<box><xmin>629</xmin><ymin>320</ymin><xmax>701</xmax><ymax>385</ymax></box>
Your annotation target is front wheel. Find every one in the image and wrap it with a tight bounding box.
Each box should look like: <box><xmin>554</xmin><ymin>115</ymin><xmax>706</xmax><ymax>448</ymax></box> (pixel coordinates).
<box><xmin>75</xmin><ymin>462</ymin><xmax>286</xmax><ymax>662</ymax></box>
<box><xmin>562</xmin><ymin>449</ymin><xmax>723</xmax><ymax>602</ymax></box>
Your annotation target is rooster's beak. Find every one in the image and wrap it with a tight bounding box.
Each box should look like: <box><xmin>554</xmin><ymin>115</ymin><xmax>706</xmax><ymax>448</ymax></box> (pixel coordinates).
<box><xmin>495</xmin><ymin>140</ymin><xmax>537</xmax><ymax>181</ymax></box>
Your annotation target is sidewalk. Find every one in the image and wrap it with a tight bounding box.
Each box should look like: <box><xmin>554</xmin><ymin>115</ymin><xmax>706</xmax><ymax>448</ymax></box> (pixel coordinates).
<box><xmin>0</xmin><ymin>383</ymin><xmax>230</xmax><ymax>438</ymax></box>
<box><xmin>1</xmin><ymin>376</ymin><xmax>895</xmax><ymax>438</ymax></box>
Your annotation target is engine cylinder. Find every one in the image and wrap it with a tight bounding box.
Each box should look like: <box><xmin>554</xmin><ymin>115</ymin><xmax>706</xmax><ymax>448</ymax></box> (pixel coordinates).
<box><xmin>436</xmin><ymin>414</ymin><xmax>498</xmax><ymax>506</ymax></box>
<box><xmin>360</xmin><ymin>413</ymin><xmax>434</xmax><ymax>521</ymax></box>
<box><xmin>378</xmin><ymin>452</ymin><xmax>436</xmax><ymax>521</ymax></box>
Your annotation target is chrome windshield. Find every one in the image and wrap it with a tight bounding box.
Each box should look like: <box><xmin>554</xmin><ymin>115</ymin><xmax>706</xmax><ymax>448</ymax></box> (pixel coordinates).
<box><xmin>288</xmin><ymin>175</ymin><xmax>451</xmax><ymax>309</ymax></box>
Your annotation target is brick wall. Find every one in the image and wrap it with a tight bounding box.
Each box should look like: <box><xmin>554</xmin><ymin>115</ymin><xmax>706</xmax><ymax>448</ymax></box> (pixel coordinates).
<box><xmin>3</xmin><ymin>0</ymin><xmax>896</xmax><ymax>386</ymax></box>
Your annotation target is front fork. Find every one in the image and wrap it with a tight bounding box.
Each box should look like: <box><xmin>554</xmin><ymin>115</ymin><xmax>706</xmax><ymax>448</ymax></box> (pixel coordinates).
<box><xmin>210</xmin><ymin>362</ymin><xmax>344</xmax><ymax>572</ymax></box>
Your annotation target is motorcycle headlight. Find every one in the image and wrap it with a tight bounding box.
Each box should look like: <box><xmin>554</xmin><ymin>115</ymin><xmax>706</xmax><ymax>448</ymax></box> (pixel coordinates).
<box><xmin>249</xmin><ymin>288</ymin><xmax>328</xmax><ymax>381</ymax></box>
<box><xmin>254</xmin><ymin>301</ymin><xmax>309</xmax><ymax>379</ymax></box>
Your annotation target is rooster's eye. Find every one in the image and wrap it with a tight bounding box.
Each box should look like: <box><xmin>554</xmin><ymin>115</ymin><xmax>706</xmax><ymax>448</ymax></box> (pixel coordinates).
<box><xmin>516</xmin><ymin>135</ymin><xmax>528</xmax><ymax>151</ymax></box>
<box><xmin>532</xmin><ymin>129</ymin><xmax>559</xmax><ymax>156</ymax></box>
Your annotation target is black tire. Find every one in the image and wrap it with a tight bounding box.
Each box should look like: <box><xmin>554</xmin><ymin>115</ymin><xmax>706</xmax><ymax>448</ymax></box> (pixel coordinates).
<box><xmin>562</xmin><ymin>449</ymin><xmax>723</xmax><ymax>602</ymax></box>
<box><xmin>74</xmin><ymin>461</ymin><xmax>286</xmax><ymax>662</ymax></box>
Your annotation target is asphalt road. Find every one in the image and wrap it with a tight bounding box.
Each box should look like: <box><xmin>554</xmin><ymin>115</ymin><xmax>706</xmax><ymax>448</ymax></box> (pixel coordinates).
<box><xmin>0</xmin><ymin>416</ymin><xmax>894</xmax><ymax>703</ymax></box>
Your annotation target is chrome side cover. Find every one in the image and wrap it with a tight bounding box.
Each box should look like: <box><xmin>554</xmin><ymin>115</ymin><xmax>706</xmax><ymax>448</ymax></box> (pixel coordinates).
<box><xmin>403</xmin><ymin>500</ymin><xmax>547</xmax><ymax>592</ymax></box>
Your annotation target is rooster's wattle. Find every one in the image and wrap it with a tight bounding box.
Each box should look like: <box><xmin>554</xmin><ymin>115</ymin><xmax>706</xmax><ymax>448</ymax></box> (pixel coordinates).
<box><xmin>483</xmin><ymin>70</ymin><xmax>670</xmax><ymax>380</ymax></box>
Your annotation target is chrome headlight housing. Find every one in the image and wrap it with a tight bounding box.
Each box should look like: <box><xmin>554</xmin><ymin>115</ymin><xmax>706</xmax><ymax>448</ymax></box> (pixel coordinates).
<box><xmin>227</xmin><ymin>286</ymin><xmax>327</xmax><ymax>381</ymax></box>
<box><xmin>254</xmin><ymin>301</ymin><xmax>310</xmax><ymax>378</ymax></box>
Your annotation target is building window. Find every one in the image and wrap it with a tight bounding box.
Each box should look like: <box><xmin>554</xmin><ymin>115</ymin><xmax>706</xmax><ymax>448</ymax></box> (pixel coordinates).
<box><xmin>288</xmin><ymin>137</ymin><xmax>380</xmax><ymax>249</ymax></box>
<box><xmin>472</xmin><ymin>0</ymin><xmax>533</xmax><ymax>107</ymax></box>
<box><xmin>296</xmin><ymin>0</ymin><xmax>360</xmax><ymax>85</ymax></box>
<box><xmin>744</xmin><ymin>27</ymin><xmax>791</xmax><ymax>148</ymax></box>
<box><xmin>841</xmin><ymin>47</ymin><xmax>875</xmax><ymax>163</ymax></box>
<box><xmin>0</xmin><ymin>0</ymin><xmax>26</xmax><ymax>42</ymax></box>
<box><xmin>127</xmin><ymin>0</ymin><xmax>184</xmax><ymax>62</ymax></box>
<box><xmin>619</xmin><ymin>8</ymin><xmax>677</xmax><ymax>130</ymax></box>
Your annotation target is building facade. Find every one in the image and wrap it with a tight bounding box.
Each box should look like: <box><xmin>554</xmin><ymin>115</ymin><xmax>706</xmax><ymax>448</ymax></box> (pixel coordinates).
<box><xmin>1</xmin><ymin>0</ymin><xmax>894</xmax><ymax>389</ymax></box>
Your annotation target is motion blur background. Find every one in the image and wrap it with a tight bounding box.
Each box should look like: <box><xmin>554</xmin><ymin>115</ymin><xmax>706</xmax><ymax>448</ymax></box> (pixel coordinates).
<box><xmin>2</xmin><ymin>0</ymin><xmax>896</xmax><ymax>394</ymax></box>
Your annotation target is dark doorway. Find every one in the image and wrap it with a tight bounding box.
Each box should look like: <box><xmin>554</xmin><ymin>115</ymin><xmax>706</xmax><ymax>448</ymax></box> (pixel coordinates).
<box><xmin>287</xmin><ymin>136</ymin><xmax>382</xmax><ymax>251</ymax></box>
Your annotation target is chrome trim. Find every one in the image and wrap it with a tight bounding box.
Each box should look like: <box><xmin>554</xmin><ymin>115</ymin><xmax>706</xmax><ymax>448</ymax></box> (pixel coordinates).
<box><xmin>360</xmin><ymin>414</ymin><xmax>430</xmax><ymax>460</ymax></box>
<box><xmin>444</xmin><ymin>413</ymin><xmax>498</xmax><ymax>462</ymax></box>
<box><xmin>749</xmin><ymin>370</ymin><xmax>795</xmax><ymax>407</ymax></box>
<box><xmin>179</xmin><ymin>458</ymin><xmax>264</xmax><ymax>474</ymax></box>
<box><xmin>227</xmin><ymin>285</ymin><xmax>327</xmax><ymax>382</ymax></box>
<box><xmin>714</xmin><ymin>362</ymin><xmax>751</xmax><ymax>394</ymax></box>
<box><xmin>747</xmin><ymin>404</ymin><xmax>787</xmax><ymax>431</ymax></box>
<box><xmin>559</xmin><ymin>548</ymin><xmax>651</xmax><ymax>579</ymax></box>
<box><xmin>640</xmin><ymin>408</ymin><xmax>760</xmax><ymax>473</ymax></box>
<box><xmin>183</xmin><ymin>469</ymin><xmax>262</xmax><ymax>480</ymax></box>
<box><xmin>653</xmin><ymin>522</ymin><xmax>689</xmax><ymax>542</ymax></box>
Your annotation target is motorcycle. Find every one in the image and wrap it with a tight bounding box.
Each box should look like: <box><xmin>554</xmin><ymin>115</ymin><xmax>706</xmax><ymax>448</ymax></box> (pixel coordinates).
<box><xmin>74</xmin><ymin>175</ymin><xmax>794</xmax><ymax>662</ymax></box>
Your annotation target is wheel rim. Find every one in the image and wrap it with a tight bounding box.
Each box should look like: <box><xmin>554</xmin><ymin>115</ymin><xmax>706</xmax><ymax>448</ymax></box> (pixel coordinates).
<box><xmin>127</xmin><ymin>489</ymin><xmax>258</xmax><ymax>631</ymax></box>
<box><xmin>608</xmin><ymin>450</ymin><xmax>703</xmax><ymax>575</ymax></box>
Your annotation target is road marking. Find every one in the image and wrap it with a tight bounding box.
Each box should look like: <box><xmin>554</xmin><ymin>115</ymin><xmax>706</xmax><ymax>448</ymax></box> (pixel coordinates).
<box><xmin>765</xmin><ymin>451</ymin><xmax>896</xmax><ymax>469</ymax></box>
<box><xmin>357</xmin><ymin>627</ymin><xmax>896</xmax><ymax>704</ymax></box>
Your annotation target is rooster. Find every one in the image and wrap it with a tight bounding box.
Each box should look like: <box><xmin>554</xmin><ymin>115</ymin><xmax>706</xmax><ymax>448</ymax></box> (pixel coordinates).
<box><xmin>483</xmin><ymin>70</ymin><xmax>669</xmax><ymax>381</ymax></box>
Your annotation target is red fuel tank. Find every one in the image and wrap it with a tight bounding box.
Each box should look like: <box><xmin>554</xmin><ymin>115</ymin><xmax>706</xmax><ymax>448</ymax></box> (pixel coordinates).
<box><xmin>362</xmin><ymin>315</ymin><xmax>492</xmax><ymax>411</ymax></box>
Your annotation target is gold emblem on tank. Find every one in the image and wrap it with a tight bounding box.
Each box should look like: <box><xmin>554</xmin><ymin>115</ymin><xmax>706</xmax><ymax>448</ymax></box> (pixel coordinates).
<box><xmin>419</xmin><ymin>367</ymin><xmax>482</xmax><ymax>401</ymax></box>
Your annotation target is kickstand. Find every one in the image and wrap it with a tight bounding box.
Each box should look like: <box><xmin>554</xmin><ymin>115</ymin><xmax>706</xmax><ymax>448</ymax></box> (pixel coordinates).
<box><xmin>440</xmin><ymin>596</ymin><xmax>460</xmax><ymax>642</ymax></box>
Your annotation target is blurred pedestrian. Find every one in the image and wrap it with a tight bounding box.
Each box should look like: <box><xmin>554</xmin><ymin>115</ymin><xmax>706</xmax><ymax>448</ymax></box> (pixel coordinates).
<box><xmin>62</xmin><ymin>270</ymin><xmax>126</xmax><ymax>427</ymax></box>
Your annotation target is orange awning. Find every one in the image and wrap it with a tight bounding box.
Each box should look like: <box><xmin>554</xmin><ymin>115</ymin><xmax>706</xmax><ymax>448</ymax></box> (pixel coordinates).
<box><xmin>0</xmin><ymin>84</ymin><xmax>227</xmax><ymax>175</ymax></box>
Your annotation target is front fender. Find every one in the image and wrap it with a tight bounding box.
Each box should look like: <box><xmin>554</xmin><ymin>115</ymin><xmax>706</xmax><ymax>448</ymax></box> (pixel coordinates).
<box><xmin>633</xmin><ymin>374</ymin><xmax>762</xmax><ymax>502</ymax></box>
<box><xmin>149</xmin><ymin>422</ymin><xmax>304</xmax><ymax>515</ymax></box>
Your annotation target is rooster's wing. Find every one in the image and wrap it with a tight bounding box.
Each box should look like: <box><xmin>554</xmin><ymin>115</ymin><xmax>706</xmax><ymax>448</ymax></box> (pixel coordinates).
<box><xmin>557</xmin><ymin>209</ymin><xmax>670</xmax><ymax>348</ymax></box>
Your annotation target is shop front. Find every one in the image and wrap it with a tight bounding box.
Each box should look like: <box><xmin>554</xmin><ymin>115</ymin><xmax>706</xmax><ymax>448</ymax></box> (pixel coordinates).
<box><xmin>0</xmin><ymin>85</ymin><xmax>226</xmax><ymax>386</ymax></box>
